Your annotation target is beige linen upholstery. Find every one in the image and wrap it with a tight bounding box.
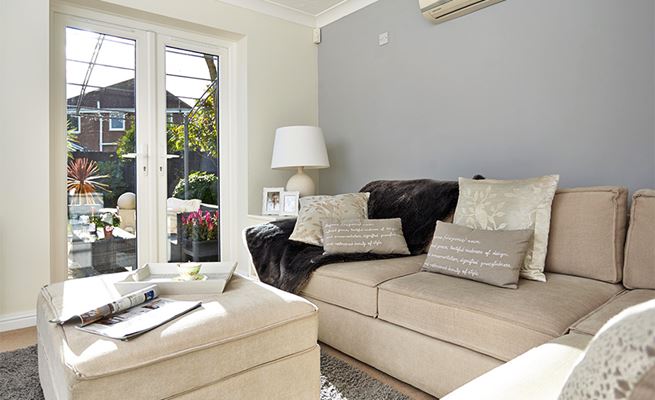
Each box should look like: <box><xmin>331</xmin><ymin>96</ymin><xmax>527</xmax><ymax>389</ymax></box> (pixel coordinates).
<box><xmin>545</xmin><ymin>186</ymin><xmax>628</xmax><ymax>283</ymax></box>
<box><xmin>306</xmin><ymin>297</ymin><xmax>502</xmax><ymax>398</ymax></box>
<box><xmin>300</xmin><ymin>255</ymin><xmax>425</xmax><ymax>316</ymax></box>
<box><xmin>623</xmin><ymin>189</ymin><xmax>655</xmax><ymax>289</ymax></box>
<box><xmin>172</xmin><ymin>346</ymin><xmax>320</xmax><ymax>399</ymax></box>
<box><xmin>378</xmin><ymin>272</ymin><xmax>622</xmax><ymax>361</ymax></box>
<box><xmin>569</xmin><ymin>289</ymin><xmax>655</xmax><ymax>336</ymax></box>
<box><xmin>37</xmin><ymin>275</ymin><xmax>319</xmax><ymax>400</ymax></box>
<box><xmin>443</xmin><ymin>334</ymin><xmax>591</xmax><ymax>400</ymax></box>
<box><xmin>40</xmin><ymin>341</ymin><xmax>320</xmax><ymax>400</ymax></box>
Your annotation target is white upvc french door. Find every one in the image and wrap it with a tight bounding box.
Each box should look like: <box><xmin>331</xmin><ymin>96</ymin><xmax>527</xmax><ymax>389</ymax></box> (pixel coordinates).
<box><xmin>155</xmin><ymin>34</ymin><xmax>228</xmax><ymax>263</ymax></box>
<box><xmin>53</xmin><ymin>8</ymin><xmax>237</xmax><ymax>280</ymax></box>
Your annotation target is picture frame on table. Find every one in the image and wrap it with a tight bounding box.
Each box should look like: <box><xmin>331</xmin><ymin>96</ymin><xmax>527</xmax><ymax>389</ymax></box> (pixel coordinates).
<box><xmin>279</xmin><ymin>191</ymin><xmax>300</xmax><ymax>216</ymax></box>
<box><xmin>262</xmin><ymin>187</ymin><xmax>284</xmax><ymax>215</ymax></box>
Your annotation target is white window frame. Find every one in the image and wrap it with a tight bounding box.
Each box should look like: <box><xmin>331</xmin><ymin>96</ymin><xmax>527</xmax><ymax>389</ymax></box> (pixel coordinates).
<box><xmin>109</xmin><ymin>112</ymin><xmax>126</xmax><ymax>131</ymax></box>
<box><xmin>50</xmin><ymin>3</ymin><xmax>247</xmax><ymax>282</ymax></box>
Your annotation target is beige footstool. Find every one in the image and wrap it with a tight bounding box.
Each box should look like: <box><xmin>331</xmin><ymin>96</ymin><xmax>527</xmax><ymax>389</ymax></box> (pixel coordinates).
<box><xmin>37</xmin><ymin>274</ymin><xmax>319</xmax><ymax>399</ymax></box>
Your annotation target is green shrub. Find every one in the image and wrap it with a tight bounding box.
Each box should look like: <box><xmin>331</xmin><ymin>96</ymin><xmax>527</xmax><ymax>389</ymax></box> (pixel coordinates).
<box><xmin>173</xmin><ymin>171</ymin><xmax>218</xmax><ymax>205</ymax></box>
<box><xmin>116</xmin><ymin>116</ymin><xmax>135</xmax><ymax>160</ymax></box>
<box><xmin>96</xmin><ymin>160</ymin><xmax>128</xmax><ymax>207</ymax></box>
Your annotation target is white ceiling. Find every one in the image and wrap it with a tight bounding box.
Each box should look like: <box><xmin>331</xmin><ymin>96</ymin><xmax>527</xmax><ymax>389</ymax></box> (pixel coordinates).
<box><xmin>266</xmin><ymin>0</ymin><xmax>345</xmax><ymax>16</ymax></box>
<box><xmin>217</xmin><ymin>0</ymin><xmax>378</xmax><ymax>27</ymax></box>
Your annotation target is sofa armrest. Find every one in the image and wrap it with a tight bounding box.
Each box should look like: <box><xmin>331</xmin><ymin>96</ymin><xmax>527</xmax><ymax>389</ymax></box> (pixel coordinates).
<box><xmin>442</xmin><ymin>334</ymin><xmax>590</xmax><ymax>400</ymax></box>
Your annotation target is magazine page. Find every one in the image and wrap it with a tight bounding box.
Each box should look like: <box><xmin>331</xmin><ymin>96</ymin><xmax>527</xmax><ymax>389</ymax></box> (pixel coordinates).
<box><xmin>76</xmin><ymin>298</ymin><xmax>201</xmax><ymax>340</ymax></box>
<box><xmin>52</xmin><ymin>285</ymin><xmax>159</xmax><ymax>326</ymax></box>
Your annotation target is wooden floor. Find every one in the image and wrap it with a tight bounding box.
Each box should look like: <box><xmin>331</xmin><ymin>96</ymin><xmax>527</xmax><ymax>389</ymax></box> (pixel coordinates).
<box><xmin>0</xmin><ymin>327</ymin><xmax>435</xmax><ymax>400</ymax></box>
<box><xmin>0</xmin><ymin>327</ymin><xmax>37</xmax><ymax>353</ymax></box>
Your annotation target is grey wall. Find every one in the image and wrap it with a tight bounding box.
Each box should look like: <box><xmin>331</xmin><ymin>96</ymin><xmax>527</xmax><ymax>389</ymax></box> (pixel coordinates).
<box><xmin>318</xmin><ymin>0</ymin><xmax>655</xmax><ymax>194</ymax></box>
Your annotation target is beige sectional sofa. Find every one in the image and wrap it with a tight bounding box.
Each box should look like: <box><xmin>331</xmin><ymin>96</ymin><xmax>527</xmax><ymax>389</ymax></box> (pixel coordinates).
<box><xmin>301</xmin><ymin>187</ymin><xmax>655</xmax><ymax>398</ymax></box>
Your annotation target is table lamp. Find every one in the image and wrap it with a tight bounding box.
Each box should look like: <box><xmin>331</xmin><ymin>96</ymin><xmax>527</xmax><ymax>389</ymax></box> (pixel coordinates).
<box><xmin>271</xmin><ymin>126</ymin><xmax>330</xmax><ymax>197</ymax></box>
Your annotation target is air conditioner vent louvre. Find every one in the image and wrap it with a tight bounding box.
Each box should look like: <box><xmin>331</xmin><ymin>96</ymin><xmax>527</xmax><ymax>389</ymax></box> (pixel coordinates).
<box><xmin>420</xmin><ymin>0</ymin><xmax>504</xmax><ymax>24</ymax></box>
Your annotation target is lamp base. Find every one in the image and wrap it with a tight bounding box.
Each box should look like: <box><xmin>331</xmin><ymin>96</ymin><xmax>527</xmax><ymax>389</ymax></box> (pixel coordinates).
<box><xmin>286</xmin><ymin>167</ymin><xmax>316</xmax><ymax>197</ymax></box>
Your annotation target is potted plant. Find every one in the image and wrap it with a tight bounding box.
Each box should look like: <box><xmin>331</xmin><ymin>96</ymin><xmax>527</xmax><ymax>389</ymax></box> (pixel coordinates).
<box><xmin>90</xmin><ymin>211</ymin><xmax>121</xmax><ymax>239</ymax></box>
<box><xmin>67</xmin><ymin>158</ymin><xmax>110</xmax><ymax>217</ymax></box>
<box><xmin>180</xmin><ymin>210</ymin><xmax>219</xmax><ymax>261</ymax></box>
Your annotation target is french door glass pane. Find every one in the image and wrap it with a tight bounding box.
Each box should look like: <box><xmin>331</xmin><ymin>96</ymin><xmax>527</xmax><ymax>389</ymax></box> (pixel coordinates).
<box><xmin>65</xmin><ymin>27</ymin><xmax>138</xmax><ymax>278</ymax></box>
<box><xmin>165</xmin><ymin>46</ymin><xmax>220</xmax><ymax>263</ymax></box>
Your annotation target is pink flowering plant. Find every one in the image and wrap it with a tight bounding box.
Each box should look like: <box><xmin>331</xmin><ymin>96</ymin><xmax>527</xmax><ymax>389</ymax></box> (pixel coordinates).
<box><xmin>181</xmin><ymin>210</ymin><xmax>219</xmax><ymax>241</ymax></box>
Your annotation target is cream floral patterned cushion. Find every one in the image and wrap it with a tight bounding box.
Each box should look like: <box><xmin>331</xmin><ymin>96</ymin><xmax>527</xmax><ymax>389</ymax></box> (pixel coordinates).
<box><xmin>453</xmin><ymin>175</ymin><xmax>559</xmax><ymax>281</ymax></box>
<box><xmin>558</xmin><ymin>299</ymin><xmax>655</xmax><ymax>400</ymax></box>
<box><xmin>289</xmin><ymin>193</ymin><xmax>370</xmax><ymax>246</ymax></box>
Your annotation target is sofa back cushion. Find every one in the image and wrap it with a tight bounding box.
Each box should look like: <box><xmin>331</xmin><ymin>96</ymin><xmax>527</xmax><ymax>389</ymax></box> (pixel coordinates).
<box><xmin>623</xmin><ymin>189</ymin><xmax>655</xmax><ymax>289</ymax></box>
<box><xmin>545</xmin><ymin>187</ymin><xmax>628</xmax><ymax>283</ymax></box>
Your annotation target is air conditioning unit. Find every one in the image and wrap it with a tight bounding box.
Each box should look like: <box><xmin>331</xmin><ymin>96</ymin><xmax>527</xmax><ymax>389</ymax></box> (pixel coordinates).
<box><xmin>419</xmin><ymin>0</ymin><xmax>504</xmax><ymax>24</ymax></box>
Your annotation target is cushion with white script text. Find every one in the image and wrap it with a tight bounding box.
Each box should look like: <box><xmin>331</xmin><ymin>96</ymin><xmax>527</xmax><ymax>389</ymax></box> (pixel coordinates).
<box><xmin>421</xmin><ymin>221</ymin><xmax>533</xmax><ymax>289</ymax></box>
<box><xmin>322</xmin><ymin>218</ymin><xmax>410</xmax><ymax>255</ymax></box>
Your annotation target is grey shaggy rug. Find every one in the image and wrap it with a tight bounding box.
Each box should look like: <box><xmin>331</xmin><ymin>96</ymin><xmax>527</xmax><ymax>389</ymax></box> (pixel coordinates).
<box><xmin>0</xmin><ymin>346</ymin><xmax>410</xmax><ymax>400</ymax></box>
<box><xmin>0</xmin><ymin>346</ymin><xmax>44</xmax><ymax>400</ymax></box>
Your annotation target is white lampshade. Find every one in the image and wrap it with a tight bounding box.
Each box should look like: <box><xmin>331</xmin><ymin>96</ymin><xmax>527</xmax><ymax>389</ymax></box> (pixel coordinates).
<box><xmin>271</xmin><ymin>126</ymin><xmax>330</xmax><ymax>169</ymax></box>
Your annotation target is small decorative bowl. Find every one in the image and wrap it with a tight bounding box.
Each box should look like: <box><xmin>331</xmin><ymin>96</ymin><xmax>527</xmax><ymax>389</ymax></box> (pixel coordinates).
<box><xmin>177</xmin><ymin>263</ymin><xmax>202</xmax><ymax>281</ymax></box>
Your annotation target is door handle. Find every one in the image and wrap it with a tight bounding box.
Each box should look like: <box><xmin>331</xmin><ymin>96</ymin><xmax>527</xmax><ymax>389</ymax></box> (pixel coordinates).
<box><xmin>140</xmin><ymin>144</ymin><xmax>148</xmax><ymax>176</ymax></box>
<box><xmin>158</xmin><ymin>154</ymin><xmax>179</xmax><ymax>174</ymax></box>
<box><xmin>119</xmin><ymin>146</ymin><xmax>148</xmax><ymax>175</ymax></box>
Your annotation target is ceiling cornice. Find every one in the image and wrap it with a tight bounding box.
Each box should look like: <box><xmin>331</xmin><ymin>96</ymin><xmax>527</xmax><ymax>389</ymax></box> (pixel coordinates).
<box><xmin>315</xmin><ymin>0</ymin><xmax>377</xmax><ymax>27</ymax></box>
<box><xmin>216</xmin><ymin>0</ymin><xmax>316</xmax><ymax>26</ymax></box>
<box><xmin>215</xmin><ymin>0</ymin><xmax>377</xmax><ymax>28</ymax></box>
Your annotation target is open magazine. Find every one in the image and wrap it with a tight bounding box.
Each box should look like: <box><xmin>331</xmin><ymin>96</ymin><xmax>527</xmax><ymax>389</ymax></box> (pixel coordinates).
<box><xmin>51</xmin><ymin>285</ymin><xmax>201</xmax><ymax>340</ymax></box>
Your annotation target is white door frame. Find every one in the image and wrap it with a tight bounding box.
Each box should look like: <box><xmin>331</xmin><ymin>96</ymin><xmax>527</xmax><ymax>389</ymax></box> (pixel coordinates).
<box><xmin>50</xmin><ymin>3</ymin><xmax>246</xmax><ymax>281</ymax></box>
<box><xmin>155</xmin><ymin>35</ymin><xmax>230</xmax><ymax>262</ymax></box>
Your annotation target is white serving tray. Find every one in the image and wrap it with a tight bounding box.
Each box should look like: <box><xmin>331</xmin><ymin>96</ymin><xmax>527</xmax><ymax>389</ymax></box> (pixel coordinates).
<box><xmin>114</xmin><ymin>261</ymin><xmax>238</xmax><ymax>295</ymax></box>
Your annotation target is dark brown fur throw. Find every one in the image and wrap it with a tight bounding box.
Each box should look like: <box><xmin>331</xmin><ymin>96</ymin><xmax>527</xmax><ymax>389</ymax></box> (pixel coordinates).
<box><xmin>246</xmin><ymin>177</ymin><xmax>483</xmax><ymax>293</ymax></box>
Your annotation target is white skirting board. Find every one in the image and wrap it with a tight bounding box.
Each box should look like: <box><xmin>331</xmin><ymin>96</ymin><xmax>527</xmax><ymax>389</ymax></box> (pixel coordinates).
<box><xmin>0</xmin><ymin>312</ymin><xmax>36</xmax><ymax>332</ymax></box>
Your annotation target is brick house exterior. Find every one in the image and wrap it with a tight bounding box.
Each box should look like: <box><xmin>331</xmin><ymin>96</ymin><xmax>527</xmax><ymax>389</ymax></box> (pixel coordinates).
<box><xmin>67</xmin><ymin>79</ymin><xmax>192</xmax><ymax>152</ymax></box>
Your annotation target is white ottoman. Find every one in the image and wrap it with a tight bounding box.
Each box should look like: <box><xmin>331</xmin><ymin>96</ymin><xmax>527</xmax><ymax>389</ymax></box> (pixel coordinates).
<box><xmin>37</xmin><ymin>274</ymin><xmax>319</xmax><ymax>399</ymax></box>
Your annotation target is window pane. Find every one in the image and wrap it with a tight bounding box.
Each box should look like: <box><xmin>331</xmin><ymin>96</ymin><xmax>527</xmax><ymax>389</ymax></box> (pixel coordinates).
<box><xmin>110</xmin><ymin>114</ymin><xmax>125</xmax><ymax>130</ymax></box>
<box><xmin>165</xmin><ymin>46</ymin><xmax>220</xmax><ymax>263</ymax></box>
<box><xmin>67</xmin><ymin>115</ymin><xmax>80</xmax><ymax>132</ymax></box>
<box><xmin>65</xmin><ymin>27</ymin><xmax>138</xmax><ymax>279</ymax></box>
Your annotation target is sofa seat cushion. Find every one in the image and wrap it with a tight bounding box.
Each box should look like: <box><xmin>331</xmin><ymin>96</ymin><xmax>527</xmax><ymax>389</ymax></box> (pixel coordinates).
<box><xmin>37</xmin><ymin>274</ymin><xmax>318</xmax><ymax>399</ymax></box>
<box><xmin>443</xmin><ymin>333</ymin><xmax>591</xmax><ymax>400</ymax></box>
<box><xmin>301</xmin><ymin>255</ymin><xmax>426</xmax><ymax>316</ymax></box>
<box><xmin>378</xmin><ymin>272</ymin><xmax>622</xmax><ymax>361</ymax></box>
<box><xmin>569</xmin><ymin>289</ymin><xmax>655</xmax><ymax>336</ymax></box>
